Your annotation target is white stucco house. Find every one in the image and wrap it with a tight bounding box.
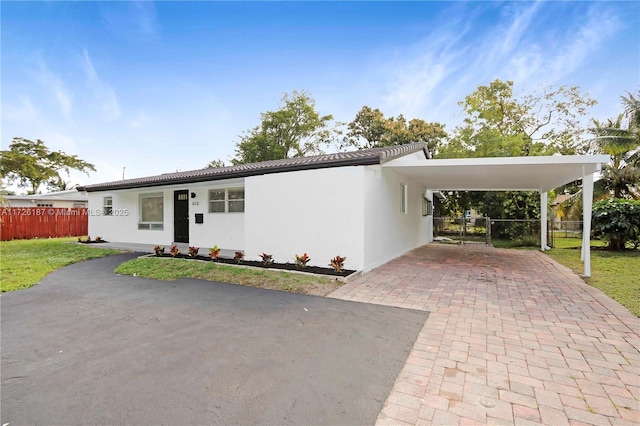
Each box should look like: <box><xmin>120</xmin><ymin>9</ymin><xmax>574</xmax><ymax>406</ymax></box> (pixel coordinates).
<box><xmin>78</xmin><ymin>143</ymin><xmax>608</xmax><ymax>276</ymax></box>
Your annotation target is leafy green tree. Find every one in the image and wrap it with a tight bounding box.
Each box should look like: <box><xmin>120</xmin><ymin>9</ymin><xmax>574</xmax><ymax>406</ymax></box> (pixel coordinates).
<box><xmin>343</xmin><ymin>106</ymin><xmax>387</xmax><ymax>149</ymax></box>
<box><xmin>1</xmin><ymin>138</ymin><xmax>96</xmax><ymax>194</ymax></box>
<box><xmin>438</xmin><ymin>79</ymin><xmax>597</xmax><ymax>158</ymax></box>
<box><xmin>343</xmin><ymin>106</ymin><xmax>447</xmax><ymax>156</ymax></box>
<box><xmin>205</xmin><ymin>159</ymin><xmax>226</xmax><ymax>169</ymax></box>
<box><xmin>589</xmin><ymin>91</ymin><xmax>640</xmax><ymax>199</ymax></box>
<box><xmin>47</xmin><ymin>176</ymin><xmax>77</xmax><ymax>192</ymax></box>
<box><xmin>557</xmin><ymin>91</ymin><xmax>640</xmax><ymax>221</ymax></box>
<box><xmin>592</xmin><ymin>199</ymin><xmax>640</xmax><ymax>250</ymax></box>
<box><xmin>232</xmin><ymin>91</ymin><xmax>336</xmax><ymax>165</ymax></box>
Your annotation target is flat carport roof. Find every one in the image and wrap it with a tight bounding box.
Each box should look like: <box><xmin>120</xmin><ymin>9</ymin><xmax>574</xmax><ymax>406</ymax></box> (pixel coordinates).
<box><xmin>382</xmin><ymin>154</ymin><xmax>610</xmax><ymax>192</ymax></box>
<box><xmin>382</xmin><ymin>154</ymin><xmax>611</xmax><ymax>277</ymax></box>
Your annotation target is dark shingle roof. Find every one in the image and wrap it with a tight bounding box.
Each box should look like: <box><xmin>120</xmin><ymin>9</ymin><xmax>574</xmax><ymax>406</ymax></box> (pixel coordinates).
<box><xmin>78</xmin><ymin>142</ymin><xmax>427</xmax><ymax>192</ymax></box>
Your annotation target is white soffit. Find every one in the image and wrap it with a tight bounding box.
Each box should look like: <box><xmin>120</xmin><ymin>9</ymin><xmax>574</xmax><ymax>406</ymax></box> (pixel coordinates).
<box><xmin>383</xmin><ymin>155</ymin><xmax>610</xmax><ymax>192</ymax></box>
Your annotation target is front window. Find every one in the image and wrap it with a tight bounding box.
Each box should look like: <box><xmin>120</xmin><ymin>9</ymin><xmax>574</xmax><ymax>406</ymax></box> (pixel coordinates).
<box><xmin>228</xmin><ymin>189</ymin><xmax>245</xmax><ymax>212</ymax></box>
<box><xmin>103</xmin><ymin>196</ymin><xmax>113</xmax><ymax>216</ymax></box>
<box><xmin>209</xmin><ymin>188</ymin><xmax>245</xmax><ymax>213</ymax></box>
<box><xmin>208</xmin><ymin>190</ymin><xmax>226</xmax><ymax>213</ymax></box>
<box><xmin>138</xmin><ymin>193</ymin><xmax>163</xmax><ymax>230</ymax></box>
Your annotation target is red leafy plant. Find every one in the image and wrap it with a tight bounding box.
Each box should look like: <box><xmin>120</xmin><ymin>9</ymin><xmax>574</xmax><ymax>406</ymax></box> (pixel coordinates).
<box><xmin>295</xmin><ymin>253</ymin><xmax>310</xmax><ymax>269</ymax></box>
<box><xmin>260</xmin><ymin>253</ymin><xmax>273</xmax><ymax>265</ymax></box>
<box><xmin>329</xmin><ymin>255</ymin><xmax>347</xmax><ymax>273</ymax></box>
<box><xmin>234</xmin><ymin>251</ymin><xmax>245</xmax><ymax>263</ymax></box>
<box><xmin>209</xmin><ymin>245</ymin><xmax>221</xmax><ymax>260</ymax></box>
<box><xmin>153</xmin><ymin>245</ymin><xmax>165</xmax><ymax>256</ymax></box>
<box><xmin>169</xmin><ymin>245</ymin><xmax>181</xmax><ymax>257</ymax></box>
<box><xmin>188</xmin><ymin>246</ymin><xmax>199</xmax><ymax>257</ymax></box>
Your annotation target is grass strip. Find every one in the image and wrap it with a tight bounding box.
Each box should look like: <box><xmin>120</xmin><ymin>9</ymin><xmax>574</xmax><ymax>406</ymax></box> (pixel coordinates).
<box><xmin>114</xmin><ymin>257</ymin><xmax>342</xmax><ymax>296</ymax></box>
<box><xmin>1</xmin><ymin>237</ymin><xmax>121</xmax><ymax>292</ymax></box>
<box><xmin>545</xmin><ymin>237</ymin><xmax>639</xmax><ymax>317</ymax></box>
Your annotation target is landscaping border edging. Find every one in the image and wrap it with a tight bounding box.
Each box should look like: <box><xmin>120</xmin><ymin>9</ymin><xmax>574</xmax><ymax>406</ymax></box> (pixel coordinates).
<box><xmin>137</xmin><ymin>254</ymin><xmax>363</xmax><ymax>283</ymax></box>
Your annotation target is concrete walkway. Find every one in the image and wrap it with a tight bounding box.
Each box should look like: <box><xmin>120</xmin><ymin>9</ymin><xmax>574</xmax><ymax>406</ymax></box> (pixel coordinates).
<box><xmin>329</xmin><ymin>244</ymin><xmax>640</xmax><ymax>425</ymax></box>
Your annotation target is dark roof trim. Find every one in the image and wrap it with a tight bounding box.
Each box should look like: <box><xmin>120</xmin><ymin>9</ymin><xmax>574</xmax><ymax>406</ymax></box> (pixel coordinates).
<box><xmin>78</xmin><ymin>142</ymin><xmax>426</xmax><ymax>192</ymax></box>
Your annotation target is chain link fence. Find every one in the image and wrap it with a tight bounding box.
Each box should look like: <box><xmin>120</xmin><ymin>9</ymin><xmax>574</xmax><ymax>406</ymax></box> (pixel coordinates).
<box><xmin>433</xmin><ymin>216</ymin><xmax>585</xmax><ymax>248</ymax></box>
<box><xmin>433</xmin><ymin>217</ymin><xmax>489</xmax><ymax>244</ymax></box>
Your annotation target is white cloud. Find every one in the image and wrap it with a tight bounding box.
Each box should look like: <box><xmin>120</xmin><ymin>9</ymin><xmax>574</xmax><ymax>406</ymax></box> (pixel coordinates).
<box><xmin>373</xmin><ymin>1</ymin><xmax>626</xmax><ymax>130</ymax></box>
<box><xmin>380</xmin><ymin>15</ymin><xmax>473</xmax><ymax>119</ymax></box>
<box><xmin>129</xmin><ymin>110</ymin><xmax>152</xmax><ymax>129</ymax></box>
<box><xmin>82</xmin><ymin>49</ymin><xmax>121</xmax><ymax>120</ymax></box>
<box><xmin>99</xmin><ymin>1</ymin><xmax>160</xmax><ymax>41</ymax></box>
<box><xmin>545</xmin><ymin>5</ymin><xmax>619</xmax><ymax>83</ymax></box>
<box><xmin>132</xmin><ymin>1</ymin><xmax>159</xmax><ymax>38</ymax></box>
<box><xmin>36</xmin><ymin>58</ymin><xmax>73</xmax><ymax>119</ymax></box>
<box><xmin>506</xmin><ymin>46</ymin><xmax>544</xmax><ymax>84</ymax></box>
<box><xmin>499</xmin><ymin>1</ymin><xmax>543</xmax><ymax>55</ymax></box>
<box><xmin>3</xmin><ymin>96</ymin><xmax>39</xmax><ymax>123</ymax></box>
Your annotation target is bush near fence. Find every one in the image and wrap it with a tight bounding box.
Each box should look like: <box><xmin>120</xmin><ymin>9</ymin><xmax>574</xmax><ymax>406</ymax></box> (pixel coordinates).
<box><xmin>0</xmin><ymin>207</ymin><xmax>88</xmax><ymax>241</ymax></box>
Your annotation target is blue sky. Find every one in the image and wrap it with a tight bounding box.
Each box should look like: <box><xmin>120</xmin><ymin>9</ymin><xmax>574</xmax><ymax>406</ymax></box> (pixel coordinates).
<box><xmin>2</xmin><ymin>1</ymin><xmax>638</xmax><ymax>192</ymax></box>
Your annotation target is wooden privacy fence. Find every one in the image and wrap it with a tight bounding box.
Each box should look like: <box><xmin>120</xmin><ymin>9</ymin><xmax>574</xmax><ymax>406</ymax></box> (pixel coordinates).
<box><xmin>0</xmin><ymin>207</ymin><xmax>88</xmax><ymax>241</ymax></box>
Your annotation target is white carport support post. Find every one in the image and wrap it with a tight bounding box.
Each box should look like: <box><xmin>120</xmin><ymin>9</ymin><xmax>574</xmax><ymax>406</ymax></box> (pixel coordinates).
<box><xmin>581</xmin><ymin>167</ymin><xmax>594</xmax><ymax>277</ymax></box>
<box><xmin>540</xmin><ymin>191</ymin><xmax>548</xmax><ymax>251</ymax></box>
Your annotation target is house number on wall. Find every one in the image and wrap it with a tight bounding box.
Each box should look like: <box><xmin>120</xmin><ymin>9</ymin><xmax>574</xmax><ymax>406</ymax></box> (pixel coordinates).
<box><xmin>192</xmin><ymin>201</ymin><xmax>199</xmax><ymax>206</ymax></box>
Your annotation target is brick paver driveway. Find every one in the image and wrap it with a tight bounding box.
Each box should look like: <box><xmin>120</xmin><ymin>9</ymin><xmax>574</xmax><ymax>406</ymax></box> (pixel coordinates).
<box><xmin>330</xmin><ymin>244</ymin><xmax>640</xmax><ymax>425</ymax></box>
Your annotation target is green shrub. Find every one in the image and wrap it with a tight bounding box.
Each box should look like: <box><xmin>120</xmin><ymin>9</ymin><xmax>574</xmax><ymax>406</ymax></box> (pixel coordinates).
<box><xmin>592</xmin><ymin>199</ymin><xmax>640</xmax><ymax>250</ymax></box>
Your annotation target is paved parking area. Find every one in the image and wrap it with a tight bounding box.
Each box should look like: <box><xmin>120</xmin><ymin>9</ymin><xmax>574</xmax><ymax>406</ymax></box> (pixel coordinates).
<box><xmin>1</xmin><ymin>253</ymin><xmax>427</xmax><ymax>425</ymax></box>
<box><xmin>330</xmin><ymin>244</ymin><xmax>640</xmax><ymax>425</ymax></box>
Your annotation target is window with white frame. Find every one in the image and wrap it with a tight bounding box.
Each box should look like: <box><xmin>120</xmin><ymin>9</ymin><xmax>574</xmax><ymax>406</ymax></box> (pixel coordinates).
<box><xmin>422</xmin><ymin>196</ymin><xmax>433</xmax><ymax>216</ymax></box>
<box><xmin>228</xmin><ymin>189</ymin><xmax>245</xmax><ymax>212</ymax></box>
<box><xmin>400</xmin><ymin>183</ymin><xmax>408</xmax><ymax>214</ymax></box>
<box><xmin>208</xmin><ymin>190</ymin><xmax>226</xmax><ymax>212</ymax></box>
<box><xmin>138</xmin><ymin>193</ymin><xmax>164</xmax><ymax>230</ymax></box>
<box><xmin>103</xmin><ymin>196</ymin><xmax>113</xmax><ymax>216</ymax></box>
<box><xmin>208</xmin><ymin>188</ymin><xmax>245</xmax><ymax>213</ymax></box>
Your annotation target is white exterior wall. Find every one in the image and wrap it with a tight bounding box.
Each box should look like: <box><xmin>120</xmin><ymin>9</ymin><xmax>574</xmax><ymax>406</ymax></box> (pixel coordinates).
<box><xmin>88</xmin><ymin>189</ymin><xmax>172</xmax><ymax>244</ymax></box>
<box><xmin>87</xmin><ymin>179</ymin><xmax>245</xmax><ymax>249</ymax></box>
<box><xmin>187</xmin><ymin>181</ymin><xmax>245</xmax><ymax>251</ymax></box>
<box><xmin>87</xmin><ymin>159</ymin><xmax>430</xmax><ymax>271</ymax></box>
<box><xmin>244</xmin><ymin>167</ymin><xmax>365</xmax><ymax>269</ymax></box>
<box><xmin>362</xmin><ymin>165</ymin><xmax>429</xmax><ymax>271</ymax></box>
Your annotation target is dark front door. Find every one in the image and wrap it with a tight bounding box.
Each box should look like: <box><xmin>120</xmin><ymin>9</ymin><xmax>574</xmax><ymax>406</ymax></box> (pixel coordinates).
<box><xmin>174</xmin><ymin>190</ymin><xmax>189</xmax><ymax>243</ymax></box>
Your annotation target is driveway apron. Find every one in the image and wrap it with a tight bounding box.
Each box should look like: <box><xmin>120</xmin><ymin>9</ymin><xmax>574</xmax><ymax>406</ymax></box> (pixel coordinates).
<box><xmin>330</xmin><ymin>244</ymin><xmax>640</xmax><ymax>425</ymax></box>
<box><xmin>1</xmin><ymin>253</ymin><xmax>427</xmax><ymax>425</ymax></box>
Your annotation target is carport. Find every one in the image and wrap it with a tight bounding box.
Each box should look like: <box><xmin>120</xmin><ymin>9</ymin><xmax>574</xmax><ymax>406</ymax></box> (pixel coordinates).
<box><xmin>383</xmin><ymin>154</ymin><xmax>610</xmax><ymax>277</ymax></box>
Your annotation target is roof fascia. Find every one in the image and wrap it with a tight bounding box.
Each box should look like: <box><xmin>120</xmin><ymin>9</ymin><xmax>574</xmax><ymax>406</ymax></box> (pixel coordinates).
<box><xmin>79</xmin><ymin>156</ymin><xmax>381</xmax><ymax>192</ymax></box>
<box><xmin>384</xmin><ymin>154</ymin><xmax>610</xmax><ymax>168</ymax></box>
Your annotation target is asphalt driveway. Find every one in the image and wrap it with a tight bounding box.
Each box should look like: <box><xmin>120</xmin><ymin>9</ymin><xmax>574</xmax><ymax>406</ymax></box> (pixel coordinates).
<box><xmin>1</xmin><ymin>253</ymin><xmax>428</xmax><ymax>425</ymax></box>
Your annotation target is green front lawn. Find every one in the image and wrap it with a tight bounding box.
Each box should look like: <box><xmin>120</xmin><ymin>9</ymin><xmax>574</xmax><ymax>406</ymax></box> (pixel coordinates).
<box><xmin>114</xmin><ymin>257</ymin><xmax>342</xmax><ymax>296</ymax></box>
<box><xmin>0</xmin><ymin>237</ymin><xmax>121</xmax><ymax>292</ymax></box>
<box><xmin>545</xmin><ymin>236</ymin><xmax>639</xmax><ymax>317</ymax></box>
<box><xmin>4</xmin><ymin>236</ymin><xmax>636</xmax><ymax>317</ymax></box>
